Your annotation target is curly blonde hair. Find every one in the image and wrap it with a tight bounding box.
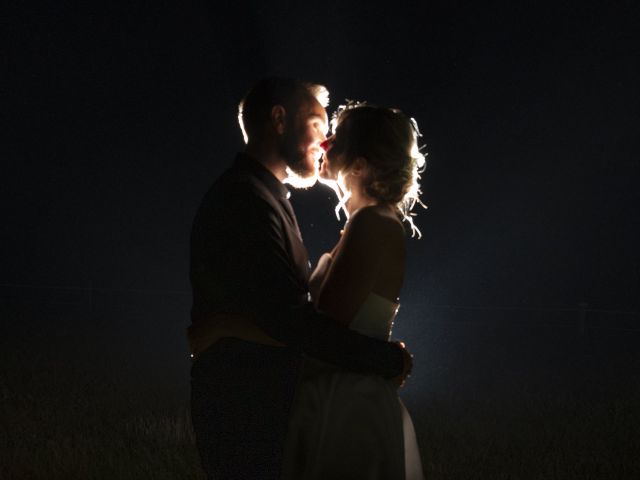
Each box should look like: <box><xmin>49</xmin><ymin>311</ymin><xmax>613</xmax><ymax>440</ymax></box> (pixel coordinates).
<box><xmin>329</xmin><ymin>102</ymin><xmax>426</xmax><ymax>237</ymax></box>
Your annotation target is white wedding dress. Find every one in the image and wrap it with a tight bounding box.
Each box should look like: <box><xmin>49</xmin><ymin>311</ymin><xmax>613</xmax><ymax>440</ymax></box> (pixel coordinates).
<box><xmin>283</xmin><ymin>254</ymin><xmax>425</xmax><ymax>480</ymax></box>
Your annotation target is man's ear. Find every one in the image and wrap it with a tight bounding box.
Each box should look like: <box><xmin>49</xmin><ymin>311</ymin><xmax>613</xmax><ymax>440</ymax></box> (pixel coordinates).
<box><xmin>271</xmin><ymin>105</ymin><xmax>286</xmax><ymax>135</ymax></box>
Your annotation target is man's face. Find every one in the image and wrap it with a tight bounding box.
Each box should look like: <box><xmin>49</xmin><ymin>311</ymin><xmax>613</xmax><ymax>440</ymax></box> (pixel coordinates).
<box><xmin>281</xmin><ymin>96</ymin><xmax>329</xmax><ymax>182</ymax></box>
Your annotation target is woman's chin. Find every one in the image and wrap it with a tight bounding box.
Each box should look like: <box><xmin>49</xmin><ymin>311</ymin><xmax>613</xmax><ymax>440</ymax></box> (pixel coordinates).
<box><xmin>319</xmin><ymin>162</ymin><xmax>335</xmax><ymax>180</ymax></box>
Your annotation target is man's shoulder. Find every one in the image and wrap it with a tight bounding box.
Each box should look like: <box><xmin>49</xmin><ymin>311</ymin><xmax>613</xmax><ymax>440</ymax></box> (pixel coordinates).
<box><xmin>197</xmin><ymin>163</ymin><xmax>282</xmax><ymax>222</ymax></box>
<box><xmin>203</xmin><ymin>163</ymin><xmax>266</xmax><ymax>200</ymax></box>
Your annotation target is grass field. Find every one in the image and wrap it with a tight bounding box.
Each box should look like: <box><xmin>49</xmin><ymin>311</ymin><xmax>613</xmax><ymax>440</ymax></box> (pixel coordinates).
<box><xmin>1</xmin><ymin>303</ymin><xmax>639</xmax><ymax>479</ymax></box>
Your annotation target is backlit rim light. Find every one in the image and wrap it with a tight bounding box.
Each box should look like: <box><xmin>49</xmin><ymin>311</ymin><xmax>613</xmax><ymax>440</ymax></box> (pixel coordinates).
<box><xmin>283</xmin><ymin>166</ymin><xmax>318</xmax><ymax>189</ymax></box>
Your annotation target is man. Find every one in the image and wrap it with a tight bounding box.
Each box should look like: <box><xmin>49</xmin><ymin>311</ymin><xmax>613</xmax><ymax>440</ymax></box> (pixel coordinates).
<box><xmin>189</xmin><ymin>77</ymin><xmax>411</xmax><ymax>480</ymax></box>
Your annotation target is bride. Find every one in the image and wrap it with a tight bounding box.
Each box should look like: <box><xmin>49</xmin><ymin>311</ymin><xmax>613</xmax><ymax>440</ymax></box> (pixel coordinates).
<box><xmin>283</xmin><ymin>103</ymin><xmax>426</xmax><ymax>479</ymax></box>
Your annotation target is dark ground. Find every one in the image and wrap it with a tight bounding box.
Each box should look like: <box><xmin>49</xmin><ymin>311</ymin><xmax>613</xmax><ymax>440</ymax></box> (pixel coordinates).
<box><xmin>2</xmin><ymin>294</ymin><xmax>638</xmax><ymax>479</ymax></box>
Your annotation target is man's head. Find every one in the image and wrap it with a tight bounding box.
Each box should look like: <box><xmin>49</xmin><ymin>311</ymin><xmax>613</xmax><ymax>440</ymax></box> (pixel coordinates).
<box><xmin>238</xmin><ymin>78</ymin><xmax>329</xmax><ymax>186</ymax></box>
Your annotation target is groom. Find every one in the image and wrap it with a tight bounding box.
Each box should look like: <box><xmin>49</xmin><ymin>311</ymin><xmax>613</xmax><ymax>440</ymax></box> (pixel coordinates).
<box><xmin>189</xmin><ymin>77</ymin><xmax>412</xmax><ymax>480</ymax></box>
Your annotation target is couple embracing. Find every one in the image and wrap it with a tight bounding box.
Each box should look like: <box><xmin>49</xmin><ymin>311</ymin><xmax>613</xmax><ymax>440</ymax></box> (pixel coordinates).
<box><xmin>188</xmin><ymin>77</ymin><xmax>426</xmax><ymax>480</ymax></box>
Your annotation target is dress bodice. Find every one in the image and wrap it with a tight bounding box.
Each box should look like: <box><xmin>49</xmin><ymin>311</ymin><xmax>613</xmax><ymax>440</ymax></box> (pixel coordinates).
<box><xmin>350</xmin><ymin>292</ymin><xmax>399</xmax><ymax>341</ymax></box>
<box><xmin>309</xmin><ymin>253</ymin><xmax>399</xmax><ymax>341</ymax></box>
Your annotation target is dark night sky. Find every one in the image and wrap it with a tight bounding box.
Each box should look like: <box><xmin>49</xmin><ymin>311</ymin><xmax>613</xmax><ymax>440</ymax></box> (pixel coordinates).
<box><xmin>2</xmin><ymin>0</ymin><xmax>639</xmax><ymax>336</ymax></box>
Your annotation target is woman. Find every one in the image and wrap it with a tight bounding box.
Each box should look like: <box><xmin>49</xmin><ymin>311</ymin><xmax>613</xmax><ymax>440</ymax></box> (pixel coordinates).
<box><xmin>283</xmin><ymin>103</ymin><xmax>426</xmax><ymax>479</ymax></box>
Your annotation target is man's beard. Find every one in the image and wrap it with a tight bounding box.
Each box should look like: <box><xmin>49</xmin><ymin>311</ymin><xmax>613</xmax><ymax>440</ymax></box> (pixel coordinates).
<box><xmin>283</xmin><ymin>158</ymin><xmax>318</xmax><ymax>189</ymax></box>
<box><xmin>280</xmin><ymin>135</ymin><xmax>318</xmax><ymax>189</ymax></box>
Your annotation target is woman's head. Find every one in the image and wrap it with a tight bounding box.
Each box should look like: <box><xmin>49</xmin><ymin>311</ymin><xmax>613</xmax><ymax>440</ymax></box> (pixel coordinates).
<box><xmin>320</xmin><ymin>102</ymin><xmax>426</xmax><ymax>234</ymax></box>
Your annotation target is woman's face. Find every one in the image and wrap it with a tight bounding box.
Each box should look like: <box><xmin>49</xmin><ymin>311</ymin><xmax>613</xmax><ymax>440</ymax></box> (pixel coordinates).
<box><xmin>319</xmin><ymin>121</ymin><xmax>350</xmax><ymax>180</ymax></box>
<box><xmin>318</xmin><ymin>134</ymin><xmax>337</xmax><ymax>179</ymax></box>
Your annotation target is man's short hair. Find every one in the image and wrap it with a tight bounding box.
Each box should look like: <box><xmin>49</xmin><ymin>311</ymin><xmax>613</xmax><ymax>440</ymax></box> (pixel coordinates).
<box><xmin>238</xmin><ymin>77</ymin><xmax>329</xmax><ymax>143</ymax></box>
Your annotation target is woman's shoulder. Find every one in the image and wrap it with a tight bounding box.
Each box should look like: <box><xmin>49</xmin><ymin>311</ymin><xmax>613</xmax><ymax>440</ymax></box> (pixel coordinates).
<box><xmin>348</xmin><ymin>205</ymin><xmax>405</xmax><ymax>237</ymax></box>
<box><xmin>341</xmin><ymin>206</ymin><xmax>406</xmax><ymax>256</ymax></box>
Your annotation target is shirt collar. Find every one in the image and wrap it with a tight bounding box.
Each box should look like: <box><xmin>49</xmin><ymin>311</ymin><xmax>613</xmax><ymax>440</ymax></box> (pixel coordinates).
<box><xmin>235</xmin><ymin>152</ymin><xmax>290</xmax><ymax>200</ymax></box>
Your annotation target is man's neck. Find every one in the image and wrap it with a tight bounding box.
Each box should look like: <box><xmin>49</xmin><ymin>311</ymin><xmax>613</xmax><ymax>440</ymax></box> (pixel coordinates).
<box><xmin>244</xmin><ymin>143</ymin><xmax>287</xmax><ymax>182</ymax></box>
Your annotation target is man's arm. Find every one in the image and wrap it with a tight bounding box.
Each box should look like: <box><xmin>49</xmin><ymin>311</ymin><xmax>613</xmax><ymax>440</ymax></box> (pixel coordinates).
<box><xmin>255</xmin><ymin>300</ymin><xmax>409</xmax><ymax>379</ymax></box>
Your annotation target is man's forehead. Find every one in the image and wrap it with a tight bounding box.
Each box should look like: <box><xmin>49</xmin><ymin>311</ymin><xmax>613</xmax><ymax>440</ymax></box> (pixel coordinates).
<box><xmin>300</xmin><ymin>96</ymin><xmax>326</xmax><ymax>116</ymax></box>
<box><xmin>297</xmin><ymin>97</ymin><xmax>328</xmax><ymax>123</ymax></box>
